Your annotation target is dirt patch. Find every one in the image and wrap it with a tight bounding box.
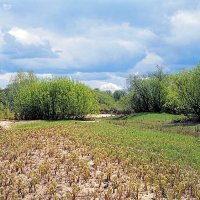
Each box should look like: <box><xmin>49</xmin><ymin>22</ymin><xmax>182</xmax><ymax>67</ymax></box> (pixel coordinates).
<box><xmin>87</xmin><ymin>114</ymin><xmax>115</xmax><ymax>118</ymax></box>
<box><xmin>0</xmin><ymin>120</ymin><xmax>38</xmax><ymax>130</ymax></box>
<box><xmin>0</xmin><ymin>120</ymin><xmax>14</xmax><ymax>130</ymax></box>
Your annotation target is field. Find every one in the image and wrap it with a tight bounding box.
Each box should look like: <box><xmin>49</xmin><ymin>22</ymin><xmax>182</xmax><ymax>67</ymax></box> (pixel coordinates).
<box><xmin>0</xmin><ymin>113</ymin><xmax>200</xmax><ymax>199</ymax></box>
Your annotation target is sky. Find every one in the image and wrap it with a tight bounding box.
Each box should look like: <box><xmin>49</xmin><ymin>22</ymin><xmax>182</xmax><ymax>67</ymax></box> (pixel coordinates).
<box><xmin>1</xmin><ymin>0</ymin><xmax>200</xmax><ymax>91</ymax></box>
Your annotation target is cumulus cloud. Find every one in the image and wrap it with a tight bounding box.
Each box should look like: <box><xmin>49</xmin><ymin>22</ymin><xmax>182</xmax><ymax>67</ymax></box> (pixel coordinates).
<box><xmin>63</xmin><ymin>71</ymin><xmax>125</xmax><ymax>92</ymax></box>
<box><xmin>0</xmin><ymin>21</ymin><xmax>155</xmax><ymax>72</ymax></box>
<box><xmin>32</xmin><ymin>22</ymin><xmax>153</xmax><ymax>69</ymax></box>
<box><xmin>129</xmin><ymin>53</ymin><xmax>164</xmax><ymax>74</ymax></box>
<box><xmin>100</xmin><ymin>82</ymin><xmax>122</xmax><ymax>92</ymax></box>
<box><xmin>1</xmin><ymin>29</ymin><xmax>58</xmax><ymax>59</ymax></box>
<box><xmin>1</xmin><ymin>0</ymin><xmax>200</xmax><ymax>89</ymax></box>
<box><xmin>9</xmin><ymin>27</ymin><xmax>45</xmax><ymax>46</ymax></box>
<box><xmin>69</xmin><ymin>72</ymin><xmax>111</xmax><ymax>81</ymax></box>
<box><xmin>83</xmin><ymin>80</ymin><xmax>123</xmax><ymax>92</ymax></box>
<box><xmin>167</xmin><ymin>10</ymin><xmax>200</xmax><ymax>45</ymax></box>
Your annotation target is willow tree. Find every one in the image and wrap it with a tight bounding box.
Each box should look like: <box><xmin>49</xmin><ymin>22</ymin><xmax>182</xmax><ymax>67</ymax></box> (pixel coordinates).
<box><xmin>127</xmin><ymin>67</ymin><xmax>167</xmax><ymax>112</ymax></box>
<box><xmin>12</xmin><ymin>74</ymin><xmax>98</xmax><ymax>120</ymax></box>
<box><xmin>173</xmin><ymin>64</ymin><xmax>200</xmax><ymax>119</ymax></box>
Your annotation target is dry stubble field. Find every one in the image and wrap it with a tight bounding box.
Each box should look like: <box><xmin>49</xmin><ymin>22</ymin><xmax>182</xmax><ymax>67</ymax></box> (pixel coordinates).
<box><xmin>0</xmin><ymin>113</ymin><xmax>200</xmax><ymax>199</ymax></box>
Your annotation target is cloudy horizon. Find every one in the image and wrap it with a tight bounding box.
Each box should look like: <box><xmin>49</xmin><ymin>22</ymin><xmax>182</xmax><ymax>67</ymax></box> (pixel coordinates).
<box><xmin>1</xmin><ymin>0</ymin><xmax>200</xmax><ymax>91</ymax></box>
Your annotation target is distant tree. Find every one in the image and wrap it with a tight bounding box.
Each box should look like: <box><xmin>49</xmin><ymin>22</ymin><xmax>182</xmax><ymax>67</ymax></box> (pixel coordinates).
<box><xmin>104</xmin><ymin>90</ymin><xmax>113</xmax><ymax>97</ymax></box>
<box><xmin>113</xmin><ymin>90</ymin><xmax>126</xmax><ymax>101</ymax></box>
<box><xmin>117</xmin><ymin>92</ymin><xmax>134</xmax><ymax>114</ymax></box>
<box><xmin>93</xmin><ymin>89</ymin><xmax>117</xmax><ymax>113</ymax></box>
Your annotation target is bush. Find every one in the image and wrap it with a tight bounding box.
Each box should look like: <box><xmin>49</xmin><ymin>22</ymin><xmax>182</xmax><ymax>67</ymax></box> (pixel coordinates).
<box><xmin>173</xmin><ymin>65</ymin><xmax>200</xmax><ymax>119</ymax></box>
<box><xmin>7</xmin><ymin>73</ymin><xmax>98</xmax><ymax>120</ymax></box>
<box><xmin>127</xmin><ymin>67</ymin><xmax>167</xmax><ymax>112</ymax></box>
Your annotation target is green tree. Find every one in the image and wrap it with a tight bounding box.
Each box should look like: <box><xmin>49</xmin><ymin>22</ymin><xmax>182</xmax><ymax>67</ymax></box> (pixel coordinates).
<box><xmin>93</xmin><ymin>89</ymin><xmax>117</xmax><ymax>113</ymax></box>
<box><xmin>127</xmin><ymin>67</ymin><xmax>167</xmax><ymax>112</ymax></box>
<box><xmin>113</xmin><ymin>90</ymin><xmax>126</xmax><ymax>101</ymax></box>
<box><xmin>12</xmin><ymin>74</ymin><xmax>98</xmax><ymax>120</ymax></box>
<box><xmin>173</xmin><ymin>64</ymin><xmax>200</xmax><ymax>119</ymax></box>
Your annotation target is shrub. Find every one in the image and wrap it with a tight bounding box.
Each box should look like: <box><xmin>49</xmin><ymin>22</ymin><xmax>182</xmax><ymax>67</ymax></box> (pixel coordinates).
<box><xmin>8</xmin><ymin>73</ymin><xmax>98</xmax><ymax>120</ymax></box>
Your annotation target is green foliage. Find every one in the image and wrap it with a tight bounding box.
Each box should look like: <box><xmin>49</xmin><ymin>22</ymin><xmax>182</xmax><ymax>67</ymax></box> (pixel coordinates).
<box><xmin>164</xmin><ymin>74</ymin><xmax>184</xmax><ymax>114</ymax></box>
<box><xmin>93</xmin><ymin>89</ymin><xmax>118</xmax><ymax>113</ymax></box>
<box><xmin>6</xmin><ymin>70</ymin><xmax>37</xmax><ymax>111</ymax></box>
<box><xmin>117</xmin><ymin>92</ymin><xmax>134</xmax><ymax>113</ymax></box>
<box><xmin>6</xmin><ymin>72</ymin><xmax>97</xmax><ymax>120</ymax></box>
<box><xmin>0</xmin><ymin>103</ymin><xmax>14</xmax><ymax>119</ymax></box>
<box><xmin>127</xmin><ymin>64</ymin><xmax>200</xmax><ymax>119</ymax></box>
<box><xmin>113</xmin><ymin>90</ymin><xmax>126</xmax><ymax>101</ymax></box>
<box><xmin>4</xmin><ymin>64</ymin><xmax>200</xmax><ymax>120</ymax></box>
<box><xmin>172</xmin><ymin>65</ymin><xmax>200</xmax><ymax>119</ymax></box>
<box><xmin>128</xmin><ymin>67</ymin><xmax>167</xmax><ymax>112</ymax></box>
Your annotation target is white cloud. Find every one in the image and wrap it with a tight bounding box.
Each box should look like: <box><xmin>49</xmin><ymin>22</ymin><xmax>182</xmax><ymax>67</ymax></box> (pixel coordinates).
<box><xmin>0</xmin><ymin>22</ymin><xmax>156</xmax><ymax>70</ymax></box>
<box><xmin>100</xmin><ymin>82</ymin><xmax>122</xmax><ymax>92</ymax></box>
<box><xmin>83</xmin><ymin>80</ymin><xmax>123</xmax><ymax>92</ymax></box>
<box><xmin>0</xmin><ymin>73</ymin><xmax>15</xmax><ymax>87</ymax></box>
<box><xmin>8</xmin><ymin>27</ymin><xmax>45</xmax><ymax>46</ymax></box>
<box><xmin>167</xmin><ymin>10</ymin><xmax>200</xmax><ymax>45</ymax></box>
<box><xmin>129</xmin><ymin>53</ymin><xmax>164</xmax><ymax>74</ymax></box>
<box><xmin>1</xmin><ymin>29</ymin><xmax>58</xmax><ymax>59</ymax></box>
<box><xmin>86</xmin><ymin>22</ymin><xmax>156</xmax><ymax>42</ymax></box>
<box><xmin>70</xmin><ymin>71</ymin><xmax>126</xmax><ymax>91</ymax></box>
<box><xmin>36</xmin><ymin>73</ymin><xmax>53</xmax><ymax>79</ymax></box>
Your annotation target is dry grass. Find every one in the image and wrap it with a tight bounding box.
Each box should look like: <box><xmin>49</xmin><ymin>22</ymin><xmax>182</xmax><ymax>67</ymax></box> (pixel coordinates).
<box><xmin>0</xmin><ymin>120</ymin><xmax>200</xmax><ymax>199</ymax></box>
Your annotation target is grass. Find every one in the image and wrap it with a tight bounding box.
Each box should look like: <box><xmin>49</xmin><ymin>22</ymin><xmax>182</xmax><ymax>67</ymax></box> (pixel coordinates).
<box><xmin>15</xmin><ymin>120</ymin><xmax>74</xmax><ymax>129</ymax></box>
<box><xmin>109</xmin><ymin>112</ymin><xmax>200</xmax><ymax>136</ymax></box>
<box><xmin>73</xmin><ymin>119</ymin><xmax>200</xmax><ymax>171</ymax></box>
<box><xmin>14</xmin><ymin>112</ymin><xmax>200</xmax><ymax>171</ymax></box>
<box><xmin>126</xmin><ymin>112</ymin><xmax>185</xmax><ymax>121</ymax></box>
<box><xmin>1</xmin><ymin>112</ymin><xmax>200</xmax><ymax>199</ymax></box>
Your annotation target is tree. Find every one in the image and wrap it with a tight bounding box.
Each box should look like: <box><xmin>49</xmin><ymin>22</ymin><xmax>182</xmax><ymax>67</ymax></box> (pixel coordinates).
<box><xmin>127</xmin><ymin>67</ymin><xmax>167</xmax><ymax>112</ymax></box>
<box><xmin>148</xmin><ymin>66</ymin><xmax>167</xmax><ymax>112</ymax></box>
<box><xmin>93</xmin><ymin>89</ymin><xmax>117</xmax><ymax>113</ymax></box>
<box><xmin>6</xmin><ymin>70</ymin><xmax>37</xmax><ymax>111</ymax></box>
<box><xmin>117</xmin><ymin>92</ymin><xmax>134</xmax><ymax>114</ymax></box>
<box><xmin>173</xmin><ymin>64</ymin><xmax>200</xmax><ymax>119</ymax></box>
<box><xmin>12</xmin><ymin>74</ymin><xmax>98</xmax><ymax>120</ymax></box>
<box><xmin>113</xmin><ymin>90</ymin><xmax>126</xmax><ymax>101</ymax></box>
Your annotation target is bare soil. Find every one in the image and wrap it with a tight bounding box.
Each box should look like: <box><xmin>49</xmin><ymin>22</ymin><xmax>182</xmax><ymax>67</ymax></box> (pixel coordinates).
<box><xmin>0</xmin><ymin>120</ymin><xmax>14</xmax><ymax>130</ymax></box>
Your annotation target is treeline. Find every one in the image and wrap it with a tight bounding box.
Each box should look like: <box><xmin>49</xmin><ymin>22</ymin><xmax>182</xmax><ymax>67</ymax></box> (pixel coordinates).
<box><xmin>0</xmin><ymin>72</ymin><xmax>97</xmax><ymax>120</ymax></box>
<box><xmin>126</xmin><ymin>65</ymin><xmax>200</xmax><ymax>120</ymax></box>
<box><xmin>1</xmin><ymin>65</ymin><xmax>200</xmax><ymax>120</ymax></box>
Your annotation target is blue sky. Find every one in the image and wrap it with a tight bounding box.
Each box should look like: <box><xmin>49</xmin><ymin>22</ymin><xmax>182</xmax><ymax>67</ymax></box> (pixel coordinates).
<box><xmin>0</xmin><ymin>0</ymin><xmax>200</xmax><ymax>90</ymax></box>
